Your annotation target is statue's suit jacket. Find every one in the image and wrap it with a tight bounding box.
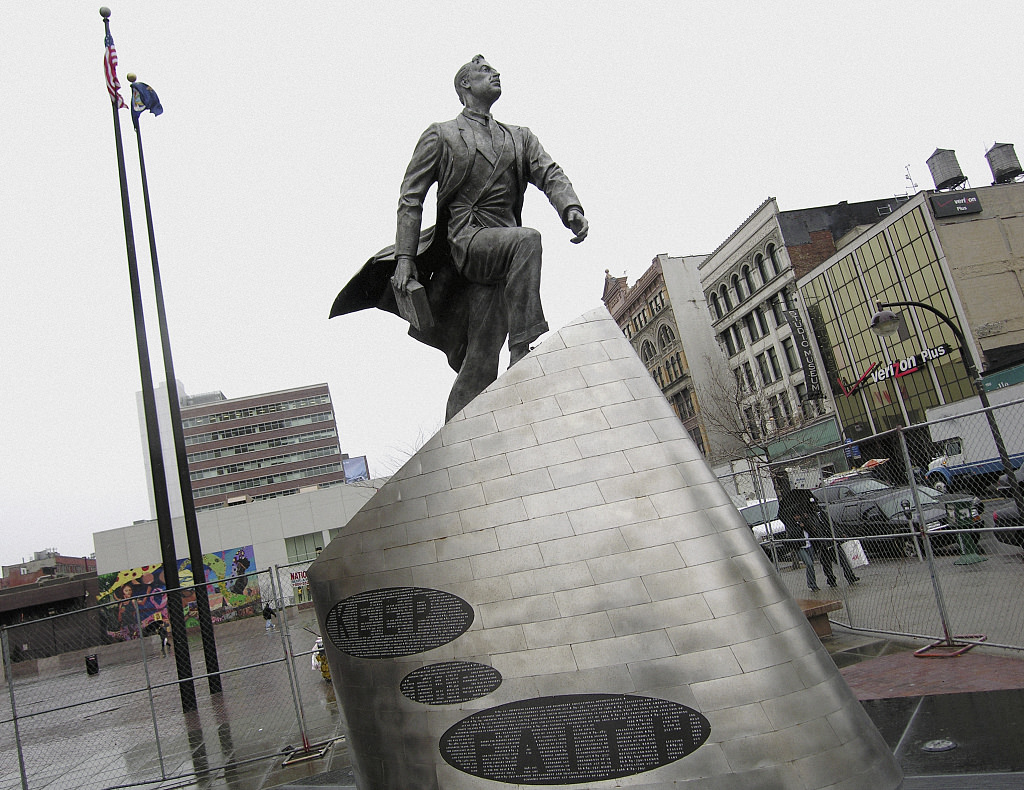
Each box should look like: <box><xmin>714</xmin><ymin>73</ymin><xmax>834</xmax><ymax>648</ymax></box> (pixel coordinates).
<box><xmin>331</xmin><ymin>112</ymin><xmax>582</xmax><ymax>373</ymax></box>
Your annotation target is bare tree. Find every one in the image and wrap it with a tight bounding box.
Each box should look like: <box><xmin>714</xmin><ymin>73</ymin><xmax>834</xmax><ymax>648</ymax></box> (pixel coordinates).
<box><xmin>694</xmin><ymin>353</ymin><xmax>811</xmax><ymax>466</ymax></box>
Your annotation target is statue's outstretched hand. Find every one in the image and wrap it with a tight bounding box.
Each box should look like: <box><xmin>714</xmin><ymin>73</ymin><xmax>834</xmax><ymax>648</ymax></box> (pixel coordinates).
<box><xmin>392</xmin><ymin>256</ymin><xmax>419</xmax><ymax>294</ymax></box>
<box><xmin>567</xmin><ymin>208</ymin><xmax>589</xmax><ymax>244</ymax></box>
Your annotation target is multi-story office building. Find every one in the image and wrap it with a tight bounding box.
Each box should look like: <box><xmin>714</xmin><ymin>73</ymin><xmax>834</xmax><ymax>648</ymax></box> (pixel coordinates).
<box><xmin>141</xmin><ymin>382</ymin><xmax>353</xmax><ymax>515</ymax></box>
<box><xmin>697</xmin><ymin>196</ymin><xmax>906</xmax><ymax>463</ymax></box>
<box><xmin>798</xmin><ymin>173</ymin><xmax>1024</xmax><ymax>442</ymax></box>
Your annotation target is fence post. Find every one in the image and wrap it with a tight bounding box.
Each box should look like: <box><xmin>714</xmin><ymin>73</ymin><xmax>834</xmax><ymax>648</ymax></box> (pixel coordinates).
<box><xmin>897</xmin><ymin>426</ymin><xmax>959</xmax><ymax>650</ymax></box>
<box><xmin>270</xmin><ymin>567</ymin><xmax>311</xmax><ymax>752</ymax></box>
<box><xmin>1</xmin><ymin>627</ymin><xmax>29</xmax><ymax>790</ymax></box>
<box><xmin>816</xmin><ymin>449</ymin><xmax>856</xmax><ymax>627</ymax></box>
<box><xmin>135</xmin><ymin>599</ymin><xmax>167</xmax><ymax>781</ymax></box>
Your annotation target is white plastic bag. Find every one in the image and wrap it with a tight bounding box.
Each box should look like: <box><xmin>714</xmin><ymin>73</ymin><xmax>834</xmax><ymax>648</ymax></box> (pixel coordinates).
<box><xmin>842</xmin><ymin>539</ymin><xmax>869</xmax><ymax>568</ymax></box>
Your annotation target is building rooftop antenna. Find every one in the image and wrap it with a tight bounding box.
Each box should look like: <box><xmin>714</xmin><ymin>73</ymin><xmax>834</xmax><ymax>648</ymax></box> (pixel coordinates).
<box><xmin>905</xmin><ymin>165</ymin><xmax>919</xmax><ymax>193</ymax></box>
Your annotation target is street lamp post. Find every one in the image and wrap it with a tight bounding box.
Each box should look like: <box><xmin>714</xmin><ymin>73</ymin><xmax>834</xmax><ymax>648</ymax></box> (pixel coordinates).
<box><xmin>869</xmin><ymin>300</ymin><xmax>1024</xmax><ymax>514</ymax></box>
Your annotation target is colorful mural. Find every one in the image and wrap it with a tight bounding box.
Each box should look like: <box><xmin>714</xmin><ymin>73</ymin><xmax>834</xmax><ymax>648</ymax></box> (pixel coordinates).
<box><xmin>97</xmin><ymin>546</ymin><xmax>260</xmax><ymax>640</ymax></box>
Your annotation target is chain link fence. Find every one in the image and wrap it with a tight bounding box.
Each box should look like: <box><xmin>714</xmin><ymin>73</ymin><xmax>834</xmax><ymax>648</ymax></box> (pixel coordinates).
<box><xmin>1</xmin><ymin>563</ymin><xmax>337</xmax><ymax>790</ymax></box>
<box><xmin>728</xmin><ymin>397</ymin><xmax>1024</xmax><ymax>653</ymax></box>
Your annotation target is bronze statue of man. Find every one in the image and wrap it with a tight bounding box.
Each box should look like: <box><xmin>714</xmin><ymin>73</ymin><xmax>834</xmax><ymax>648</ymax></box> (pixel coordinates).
<box><xmin>330</xmin><ymin>55</ymin><xmax>587</xmax><ymax>420</ymax></box>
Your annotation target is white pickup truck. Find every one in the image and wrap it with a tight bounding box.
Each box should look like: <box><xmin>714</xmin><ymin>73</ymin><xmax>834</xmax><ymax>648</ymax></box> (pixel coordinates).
<box><xmin>925</xmin><ymin>382</ymin><xmax>1024</xmax><ymax>492</ymax></box>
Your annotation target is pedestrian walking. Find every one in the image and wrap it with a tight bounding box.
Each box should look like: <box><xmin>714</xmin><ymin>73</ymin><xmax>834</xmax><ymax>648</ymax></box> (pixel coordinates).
<box><xmin>156</xmin><ymin>618</ymin><xmax>169</xmax><ymax>656</ymax></box>
<box><xmin>778</xmin><ymin>486</ymin><xmax>824</xmax><ymax>592</ymax></box>
<box><xmin>789</xmin><ymin>512</ymin><xmax>823</xmax><ymax>591</ymax></box>
<box><xmin>262</xmin><ymin>602</ymin><xmax>277</xmax><ymax>632</ymax></box>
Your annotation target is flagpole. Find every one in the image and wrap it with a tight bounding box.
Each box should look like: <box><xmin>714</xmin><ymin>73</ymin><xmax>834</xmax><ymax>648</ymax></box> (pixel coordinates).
<box><xmin>100</xmin><ymin>6</ymin><xmax>197</xmax><ymax>714</ymax></box>
<box><xmin>129</xmin><ymin>74</ymin><xmax>222</xmax><ymax>695</ymax></box>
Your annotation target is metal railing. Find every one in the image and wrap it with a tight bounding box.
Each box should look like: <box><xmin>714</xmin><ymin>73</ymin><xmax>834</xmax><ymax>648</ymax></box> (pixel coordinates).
<box><xmin>1</xmin><ymin>562</ymin><xmax>334</xmax><ymax>790</ymax></box>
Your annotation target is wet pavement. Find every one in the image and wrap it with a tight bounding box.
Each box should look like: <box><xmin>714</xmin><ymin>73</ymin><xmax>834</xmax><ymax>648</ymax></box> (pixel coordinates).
<box><xmin>6</xmin><ymin>595</ymin><xmax>1024</xmax><ymax>789</ymax></box>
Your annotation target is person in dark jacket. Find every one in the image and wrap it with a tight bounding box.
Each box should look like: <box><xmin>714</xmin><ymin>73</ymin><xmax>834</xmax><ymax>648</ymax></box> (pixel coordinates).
<box><xmin>778</xmin><ymin>487</ymin><xmax>822</xmax><ymax>591</ymax></box>
<box><xmin>807</xmin><ymin>501</ymin><xmax>860</xmax><ymax>587</ymax></box>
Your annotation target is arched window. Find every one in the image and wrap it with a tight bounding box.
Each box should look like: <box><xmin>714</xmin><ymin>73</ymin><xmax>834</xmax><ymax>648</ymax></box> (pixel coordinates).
<box><xmin>658</xmin><ymin>324</ymin><xmax>676</xmax><ymax>349</ymax></box>
<box><xmin>731</xmin><ymin>274</ymin><xmax>743</xmax><ymax>302</ymax></box>
<box><xmin>742</xmin><ymin>265</ymin><xmax>755</xmax><ymax>295</ymax></box>
<box><xmin>640</xmin><ymin>340</ymin><xmax>657</xmax><ymax>364</ymax></box>
<box><xmin>755</xmin><ymin>254</ymin><xmax>768</xmax><ymax>286</ymax></box>
<box><xmin>768</xmin><ymin>243</ymin><xmax>781</xmax><ymax>275</ymax></box>
<box><xmin>710</xmin><ymin>292</ymin><xmax>721</xmax><ymax>320</ymax></box>
<box><xmin>719</xmin><ymin>285</ymin><xmax>732</xmax><ymax>312</ymax></box>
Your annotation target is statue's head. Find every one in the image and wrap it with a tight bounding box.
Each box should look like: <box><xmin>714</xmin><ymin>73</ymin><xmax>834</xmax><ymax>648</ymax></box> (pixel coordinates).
<box><xmin>454</xmin><ymin>55</ymin><xmax>501</xmax><ymax>107</ymax></box>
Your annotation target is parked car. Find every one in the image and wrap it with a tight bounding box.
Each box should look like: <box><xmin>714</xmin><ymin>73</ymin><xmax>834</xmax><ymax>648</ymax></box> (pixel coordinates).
<box><xmin>992</xmin><ymin>500</ymin><xmax>1024</xmax><ymax>548</ymax></box>
<box><xmin>812</xmin><ymin>477</ymin><xmax>892</xmax><ymax>504</ymax></box>
<box><xmin>996</xmin><ymin>467</ymin><xmax>1024</xmax><ymax>497</ymax></box>
<box><xmin>737</xmin><ymin>498</ymin><xmax>789</xmax><ymax>559</ymax></box>
<box><xmin>814</xmin><ymin>485</ymin><xmax>980</xmax><ymax>559</ymax></box>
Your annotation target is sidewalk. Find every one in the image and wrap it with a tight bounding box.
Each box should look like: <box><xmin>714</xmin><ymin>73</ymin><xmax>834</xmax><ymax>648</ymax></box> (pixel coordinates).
<box><xmin>825</xmin><ymin>628</ymin><xmax>1024</xmax><ymax>788</ymax></box>
<box><xmin>269</xmin><ymin>628</ymin><xmax>1024</xmax><ymax>790</ymax></box>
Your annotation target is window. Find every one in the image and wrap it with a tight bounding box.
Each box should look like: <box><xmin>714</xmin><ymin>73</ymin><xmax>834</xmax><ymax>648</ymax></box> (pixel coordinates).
<box><xmin>688</xmin><ymin>425</ymin><xmax>706</xmax><ymax>456</ymax></box>
<box><xmin>640</xmin><ymin>340</ymin><xmax>657</xmax><ymax>363</ymax></box>
<box><xmin>649</xmin><ymin>291</ymin><xmax>665</xmax><ymax>314</ymax></box>
<box><xmin>675</xmin><ymin>388</ymin><xmax>695</xmax><ymax>418</ymax></box>
<box><xmin>632</xmin><ymin>308</ymin><xmax>649</xmax><ymax>332</ymax></box>
<box><xmin>780</xmin><ymin>391</ymin><xmax>793</xmax><ymax>423</ymax></box>
<box><xmin>754</xmin><ymin>307</ymin><xmax>768</xmax><ymax>335</ymax></box>
<box><xmin>719</xmin><ymin>285</ymin><xmax>732</xmax><ymax>312</ymax></box>
<box><xmin>744</xmin><ymin>314</ymin><xmax>760</xmax><ymax>342</ymax></box>
<box><xmin>757</xmin><ymin>352</ymin><xmax>772</xmax><ymax>384</ymax></box>
<box><xmin>743</xmin><ymin>265</ymin><xmax>755</xmax><ymax>295</ymax></box>
<box><xmin>783</xmin><ymin>338</ymin><xmax>800</xmax><ymax>372</ymax></box>
<box><xmin>666</xmin><ymin>353</ymin><xmax>684</xmax><ymax>382</ymax></box>
<box><xmin>768</xmin><ymin>243</ymin><xmax>781</xmax><ymax>275</ymax></box>
<box><xmin>734</xmin><ymin>367</ymin><xmax>745</xmax><ymax>392</ymax></box>
<box><xmin>732</xmin><ymin>274</ymin><xmax>744</xmax><ymax>302</ymax></box>
<box><xmin>796</xmin><ymin>383</ymin><xmax>813</xmax><ymax>418</ymax></box>
<box><xmin>670</xmin><ymin>389</ymin><xmax>695</xmax><ymax>420</ymax></box>
<box><xmin>710</xmin><ymin>292</ymin><xmax>721</xmax><ymax>320</ymax></box>
<box><xmin>657</xmin><ymin>324</ymin><xmax>676</xmax><ymax>349</ymax></box>
<box><xmin>722</xmin><ymin>330</ymin><xmax>736</xmax><ymax>356</ymax></box>
<box><xmin>654</xmin><ymin>368</ymin><xmax>665</xmax><ymax>388</ymax></box>
<box><xmin>767</xmin><ymin>347</ymin><xmax>782</xmax><ymax>380</ymax></box>
<box><xmin>769</xmin><ymin>296</ymin><xmax>784</xmax><ymax>326</ymax></box>
<box><xmin>756</xmin><ymin>254</ymin><xmax>768</xmax><ymax>285</ymax></box>
<box><xmin>733</xmin><ymin>324</ymin><xmax>745</xmax><ymax>351</ymax></box>
<box><xmin>744</xmin><ymin>407</ymin><xmax>759</xmax><ymax>439</ymax></box>
<box><xmin>743</xmin><ymin>362</ymin><xmax>756</xmax><ymax>391</ymax></box>
<box><xmin>285</xmin><ymin>532</ymin><xmax>325</xmax><ymax>563</ymax></box>
<box><xmin>769</xmin><ymin>395</ymin><xmax>783</xmax><ymax>429</ymax></box>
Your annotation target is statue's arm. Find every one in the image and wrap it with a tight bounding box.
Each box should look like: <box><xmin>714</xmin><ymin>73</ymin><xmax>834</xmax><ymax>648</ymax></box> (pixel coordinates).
<box><xmin>394</xmin><ymin>124</ymin><xmax>443</xmax><ymax>291</ymax></box>
<box><xmin>521</xmin><ymin>127</ymin><xmax>587</xmax><ymax>243</ymax></box>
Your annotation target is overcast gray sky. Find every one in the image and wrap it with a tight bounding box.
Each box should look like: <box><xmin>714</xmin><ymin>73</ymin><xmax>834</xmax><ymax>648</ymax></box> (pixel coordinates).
<box><xmin>2</xmin><ymin>2</ymin><xmax>1021</xmax><ymax>566</ymax></box>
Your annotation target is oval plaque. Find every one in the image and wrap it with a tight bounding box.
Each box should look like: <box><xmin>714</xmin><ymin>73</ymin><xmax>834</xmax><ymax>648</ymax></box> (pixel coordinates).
<box><xmin>324</xmin><ymin>586</ymin><xmax>474</xmax><ymax>659</ymax></box>
<box><xmin>401</xmin><ymin>661</ymin><xmax>502</xmax><ymax>705</ymax></box>
<box><xmin>439</xmin><ymin>693</ymin><xmax>711</xmax><ymax>785</ymax></box>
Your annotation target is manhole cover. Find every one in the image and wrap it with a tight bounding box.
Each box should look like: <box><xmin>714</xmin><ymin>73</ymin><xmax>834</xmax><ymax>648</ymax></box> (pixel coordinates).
<box><xmin>922</xmin><ymin>738</ymin><xmax>957</xmax><ymax>752</ymax></box>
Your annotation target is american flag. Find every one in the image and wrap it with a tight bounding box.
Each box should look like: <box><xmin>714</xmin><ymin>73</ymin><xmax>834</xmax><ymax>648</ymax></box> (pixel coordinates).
<box><xmin>104</xmin><ymin>31</ymin><xmax>127</xmax><ymax>109</ymax></box>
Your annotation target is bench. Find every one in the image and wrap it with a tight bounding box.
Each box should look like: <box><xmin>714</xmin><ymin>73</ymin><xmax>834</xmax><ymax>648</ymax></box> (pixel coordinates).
<box><xmin>796</xmin><ymin>598</ymin><xmax>843</xmax><ymax>638</ymax></box>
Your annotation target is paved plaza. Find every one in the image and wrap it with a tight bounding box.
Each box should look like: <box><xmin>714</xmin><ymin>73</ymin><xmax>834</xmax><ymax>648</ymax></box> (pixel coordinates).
<box><xmin>5</xmin><ymin>535</ymin><xmax>1024</xmax><ymax>790</ymax></box>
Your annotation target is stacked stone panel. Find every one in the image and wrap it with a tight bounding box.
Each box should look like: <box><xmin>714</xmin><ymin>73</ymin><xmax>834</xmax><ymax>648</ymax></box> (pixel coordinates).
<box><xmin>308</xmin><ymin>306</ymin><xmax>902</xmax><ymax>789</ymax></box>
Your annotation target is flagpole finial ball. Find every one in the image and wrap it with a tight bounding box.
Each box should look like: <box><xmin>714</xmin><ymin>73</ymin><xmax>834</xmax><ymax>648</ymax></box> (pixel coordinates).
<box><xmin>127</xmin><ymin>73</ymin><xmax>137</xmax><ymax>83</ymax></box>
<box><xmin>99</xmin><ymin>7</ymin><xmax>111</xmax><ymax>18</ymax></box>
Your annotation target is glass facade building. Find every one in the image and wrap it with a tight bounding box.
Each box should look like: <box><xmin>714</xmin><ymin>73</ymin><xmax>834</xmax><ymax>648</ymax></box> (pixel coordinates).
<box><xmin>800</xmin><ymin>202</ymin><xmax>973</xmax><ymax>437</ymax></box>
